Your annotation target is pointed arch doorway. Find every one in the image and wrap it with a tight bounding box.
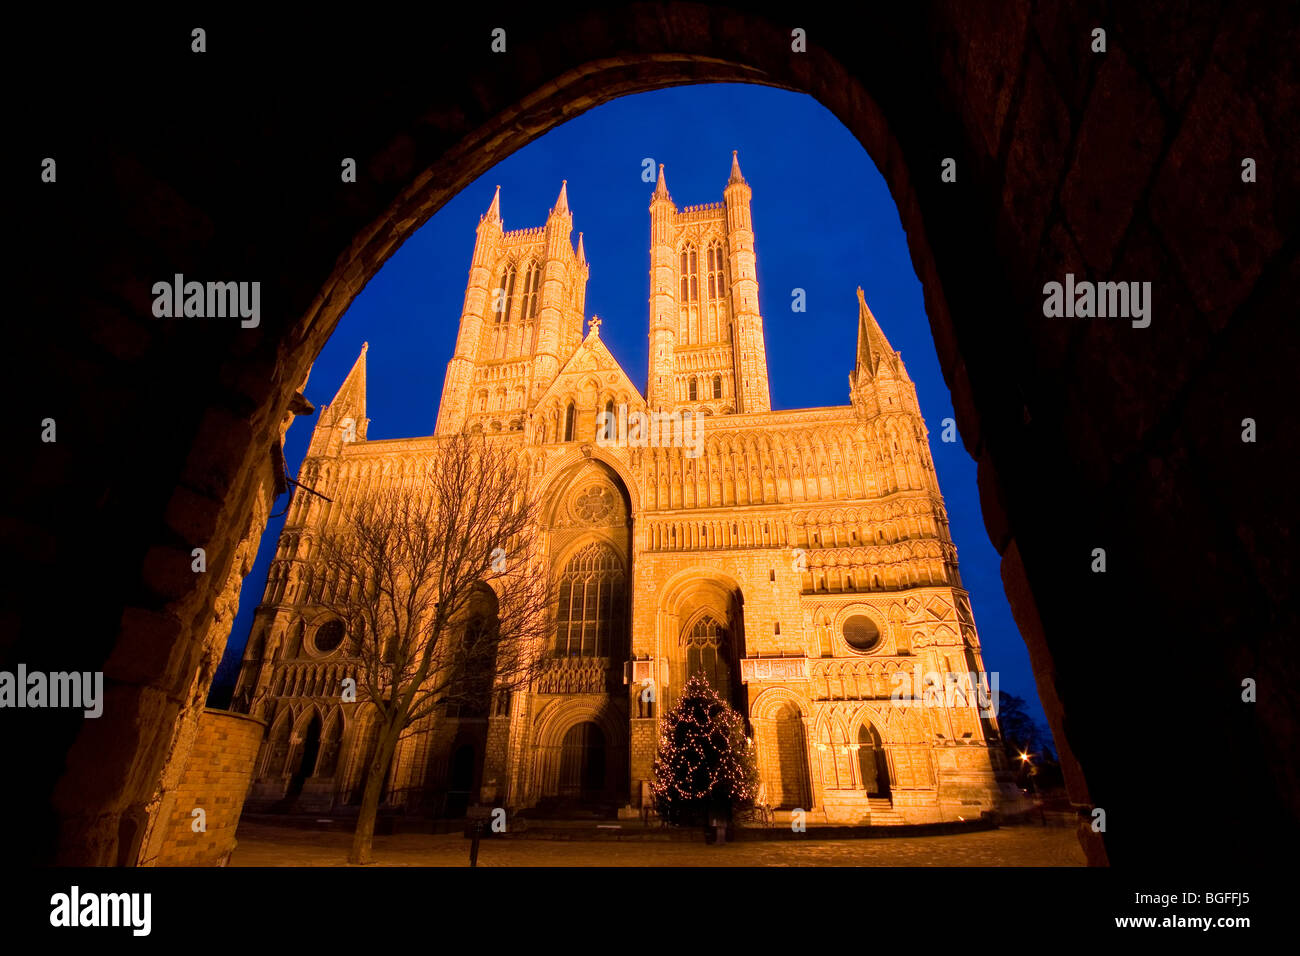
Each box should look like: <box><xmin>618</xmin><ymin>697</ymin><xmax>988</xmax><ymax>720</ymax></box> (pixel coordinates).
<box><xmin>857</xmin><ymin>723</ymin><xmax>891</xmax><ymax>798</ymax></box>
<box><xmin>559</xmin><ymin>721</ymin><xmax>607</xmax><ymax>802</ymax></box>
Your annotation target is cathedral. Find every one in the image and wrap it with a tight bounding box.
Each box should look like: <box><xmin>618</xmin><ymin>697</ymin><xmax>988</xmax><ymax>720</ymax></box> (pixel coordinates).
<box><xmin>234</xmin><ymin>153</ymin><xmax>1019</xmax><ymax>825</ymax></box>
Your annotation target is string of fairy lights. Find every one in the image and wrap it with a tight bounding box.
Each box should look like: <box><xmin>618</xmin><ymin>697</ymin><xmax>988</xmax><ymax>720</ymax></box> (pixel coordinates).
<box><xmin>651</xmin><ymin>673</ymin><xmax>758</xmax><ymax>818</ymax></box>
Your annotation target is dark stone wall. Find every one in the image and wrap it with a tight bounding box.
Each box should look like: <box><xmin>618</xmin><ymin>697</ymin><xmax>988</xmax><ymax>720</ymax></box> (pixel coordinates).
<box><xmin>7</xmin><ymin>2</ymin><xmax>1296</xmax><ymax>865</ymax></box>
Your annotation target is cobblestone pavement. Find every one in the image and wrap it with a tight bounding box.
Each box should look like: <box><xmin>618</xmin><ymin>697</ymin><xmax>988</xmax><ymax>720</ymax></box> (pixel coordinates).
<box><xmin>230</xmin><ymin>822</ymin><xmax>1086</xmax><ymax>866</ymax></box>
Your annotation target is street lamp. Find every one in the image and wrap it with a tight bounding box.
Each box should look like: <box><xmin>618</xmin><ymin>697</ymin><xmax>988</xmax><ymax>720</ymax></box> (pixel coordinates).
<box><xmin>1019</xmin><ymin>751</ymin><xmax>1043</xmax><ymax>824</ymax></box>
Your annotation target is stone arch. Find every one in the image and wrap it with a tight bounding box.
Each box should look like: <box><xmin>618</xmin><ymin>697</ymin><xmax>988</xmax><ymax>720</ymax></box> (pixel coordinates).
<box><xmin>856</xmin><ymin>720</ymin><xmax>891</xmax><ymax>798</ymax></box>
<box><xmin>529</xmin><ymin>697</ymin><xmax>628</xmax><ymax>805</ymax></box>
<box><xmin>533</xmin><ymin>697</ymin><xmax>625</xmax><ymax>754</ymax></box>
<box><xmin>24</xmin><ymin>3</ymin><xmax>1292</xmax><ymax>869</ymax></box>
<box><xmin>753</xmin><ymin>695</ymin><xmax>812</xmax><ymax>811</ymax></box>
<box><xmin>537</xmin><ymin>448</ymin><xmax>642</xmax><ymax>517</ymax></box>
<box><xmin>339</xmin><ymin>705</ymin><xmax>384</xmax><ymax>806</ymax></box>
<box><xmin>259</xmin><ymin>706</ymin><xmax>295</xmax><ymax>779</ymax></box>
<box><xmin>751</xmin><ymin>685</ymin><xmax>810</xmax><ymax>722</ymax></box>
<box><xmin>657</xmin><ymin>568</ymin><xmax>747</xmax><ymax>715</ymax></box>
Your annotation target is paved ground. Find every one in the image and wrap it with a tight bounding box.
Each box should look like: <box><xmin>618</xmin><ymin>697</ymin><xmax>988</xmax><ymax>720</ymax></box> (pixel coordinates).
<box><xmin>230</xmin><ymin>822</ymin><xmax>1086</xmax><ymax>866</ymax></box>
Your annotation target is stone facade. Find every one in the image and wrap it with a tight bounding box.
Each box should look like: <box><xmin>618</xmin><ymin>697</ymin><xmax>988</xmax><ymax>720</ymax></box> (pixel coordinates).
<box><xmin>235</xmin><ymin>156</ymin><xmax>1021</xmax><ymax>825</ymax></box>
<box><xmin>146</xmin><ymin>709</ymin><xmax>266</xmax><ymax>866</ymax></box>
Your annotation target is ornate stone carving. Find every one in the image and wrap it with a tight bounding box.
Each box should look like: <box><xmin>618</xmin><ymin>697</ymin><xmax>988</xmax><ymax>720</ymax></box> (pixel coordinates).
<box><xmin>535</xmin><ymin>657</ymin><xmax>609</xmax><ymax>695</ymax></box>
<box><xmin>740</xmin><ymin>657</ymin><xmax>809</xmax><ymax>683</ymax></box>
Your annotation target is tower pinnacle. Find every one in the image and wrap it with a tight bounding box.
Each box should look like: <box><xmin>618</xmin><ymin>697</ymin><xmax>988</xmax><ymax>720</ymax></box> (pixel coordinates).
<box><xmin>552</xmin><ymin>180</ymin><xmax>569</xmax><ymax>216</ymax></box>
<box><xmin>855</xmin><ymin>287</ymin><xmax>900</xmax><ymax>378</ymax></box>
<box><xmin>728</xmin><ymin>150</ymin><xmax>746</xmax><ymax>185</ymax></box>
<box><xmin>652</xmin><ymin>164</ymin><xmax>670</xmax><ymax>201</ymax></box>
<box><xmin>483</xmin><ymin>185</ymin><xmax>501</xmax><ymax>223</ymax></box>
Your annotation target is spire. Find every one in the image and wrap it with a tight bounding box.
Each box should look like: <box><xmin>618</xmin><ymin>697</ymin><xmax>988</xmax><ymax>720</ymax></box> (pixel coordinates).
<box><xmin>330</xmin><ymin>342</ymin><xmax>368</xmax><ymax>423</ymax></box>
<box><xmin>728</xmin><ymin>150</ymin><xmax>746</xmax><ymax>185</ymax></box>
<box><xmin>576</xmin><ymin>231</ymin><xmax>585</xmax><ymax>262</ymax></box>
<box><xmin>552</xmin><ymin>179</ymin><xmax>569</xmax><ymax>216</ymax></box>
<box><xmin>652</xmin><ymin>164</ymin><xmax>670</xmax><ymax>201</ymax></box>
<box><xmin>311</xmin><ymin>341</ymin><xmax>369</xmax><ymax>454</ymax></box>
<box><xmin>855</xmin><ymin>287</ymin><xmax>899</xmax><ymax>379</ymax></box>
<box><xmin>483</xmin><ymin>184</ymin><xmax>501</xmax><ymax>223</ymax></box>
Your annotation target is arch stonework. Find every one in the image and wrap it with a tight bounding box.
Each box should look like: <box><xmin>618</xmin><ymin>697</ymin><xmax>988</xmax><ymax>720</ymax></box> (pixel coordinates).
<box><xmin>525</xmin><ymin>697</ymin><xmax>628</xmax><ymax>806</ymax></box>
<box><xmin>751</xmin><ymin>686</ymin><xmax>810</xmax><ymax>722</ymax></box>
<box><xmin>11</xmin><ymin>5</ymin><xmax>1294</xmax><ymax>866</ymax></box>
<box><xmin>537</xmin><ymin>447</ymin><xmax>643</xmax><ymax>517</ymax></box>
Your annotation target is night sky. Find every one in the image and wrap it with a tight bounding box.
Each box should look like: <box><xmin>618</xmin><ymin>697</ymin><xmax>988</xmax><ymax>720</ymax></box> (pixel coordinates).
<box><xmin>215</xmin><ymin>83</ymin><xmax>1050</xmax><ymax>733</ymax></box>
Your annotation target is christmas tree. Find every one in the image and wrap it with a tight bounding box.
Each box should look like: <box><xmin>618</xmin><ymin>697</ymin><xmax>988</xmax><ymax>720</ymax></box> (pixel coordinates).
<box><xmin>651</xmin><ymin>672</ymin><xmax>759</xmax><ymax>826</ymax></box>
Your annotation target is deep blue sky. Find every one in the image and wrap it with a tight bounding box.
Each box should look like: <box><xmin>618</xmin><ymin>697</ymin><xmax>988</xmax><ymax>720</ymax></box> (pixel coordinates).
<box><xmin>215</xmin><ymin>84</ymin><xmax>1049</xmax><ymax>734</ymax></box>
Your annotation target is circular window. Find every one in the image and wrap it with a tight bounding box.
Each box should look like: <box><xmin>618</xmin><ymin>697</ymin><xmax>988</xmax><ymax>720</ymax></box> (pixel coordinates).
<box><xmin>574</xmin><ymin>485</ymin><xmax>614</xmax><ymax>523</ymax></box>
<box><xmin>842</xmin><ymin>615</ymin><xmax>881</xmax><ymax>651</ymax></box>
<box><xmin>314</xmin><ymin>619</ymin><xmax>345</xmax><ymax>653</ymax></box>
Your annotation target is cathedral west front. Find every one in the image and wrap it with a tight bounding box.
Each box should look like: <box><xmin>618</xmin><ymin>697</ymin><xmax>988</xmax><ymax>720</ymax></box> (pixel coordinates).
<box><xmin>234</xmin><ymin>153</ymin><xmax>1021</xmax><ymax>825</ymax></box>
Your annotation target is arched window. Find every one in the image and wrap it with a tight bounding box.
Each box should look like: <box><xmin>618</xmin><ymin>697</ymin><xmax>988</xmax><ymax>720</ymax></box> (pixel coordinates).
<box><xmin>602</xmin><ymin>400</ymin><xmax>615</xmax><ymax>440</ymax></box>
<box><xmin>688</xmin><ymin>377</ymin><xmax>698</xmax><ymax>401</ymax></box>
<box><xmin>446</xmin><ymin>586</ymin><xmax>500</xmax><ymax>718</ymax></box>
<box><xmin>555</xmin><ymin>543</ymin><xmax>627</xmax><ymax>658</ymax></box>
<box><xmin>707</xmin><ymin>241</ymin><xmax>726</xmax><ymax>302</ymax></box>
<box><xmin>712</xmin><ymin>374</ymin><xmax>722</xmax><ymax>399</ymax></box>
<box><xmin>523</xmin><ymin>260</ymin><xmax>542</xmax><ymax>319</ymax></box>
<box><xmin>284</xmin><ymin>619</ymin><xmax>304</xmax><ymax>658</ymax></box>
<box><xmin>679</xmin><ymin>243</ymin><xmax>699</xmax><ymax>303</ymax></box>
<box><xmin>564</xmin><ymin>402</ymin><xmax>576</xmax><ymax>442</ymax></box>
<box><xmin>521</xmin><ymin>261</ymin><xmax>543</xmax><ymax>353</ymax></box>
<box><xmin>685</xmin><ymin>615</ymin><xmax>732</xmax><ymax>703</ymax></box>
<box><xmin>316</xmin><ymin>714</ymin><xmax>344</xmax><ymax>778</ymax></box>
<box><xmin>494</xmin><ymin>265</ymin><xmax>516</xmax><ymax>358</ymax></box>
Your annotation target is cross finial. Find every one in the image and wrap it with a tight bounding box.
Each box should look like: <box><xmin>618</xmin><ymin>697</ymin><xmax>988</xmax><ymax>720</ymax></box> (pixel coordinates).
<box><xmin>588</xmin><ymin>315</ymin><xmax>602</xmax><ymax>337</ymax></box>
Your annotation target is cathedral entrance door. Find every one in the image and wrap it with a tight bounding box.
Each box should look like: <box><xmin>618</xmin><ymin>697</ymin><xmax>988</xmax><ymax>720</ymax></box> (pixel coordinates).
<box><xmin>446</xmin><ymin>744</ymin><xmax>476</xmax><ymax>818</ymax></box>
<box><xmin>559</xmin><ymin>722</ymin><xmax>606</xmax><ymax>801</ymax></box>
<box><xmin>285</xmin><ymin>715</ymin><xmax>321</xmax><ymax>803</ymax></box>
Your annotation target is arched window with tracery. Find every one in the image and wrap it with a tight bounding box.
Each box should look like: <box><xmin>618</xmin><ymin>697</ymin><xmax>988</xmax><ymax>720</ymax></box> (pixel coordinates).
<box><xmin>685</xmin><ymin>614</ymin><xmax>732</xmax><ymax>703</ymax></box>
<box><xmin>706</xmin><ymin>242</ymin><xmax>726</xmax><ymax>300</ymax></box>
<box><xmin>679</xmin><ymin>243</ymin><xmax>698</xmax><ymax>303</ymax></box>
<box><xmin>522</xmin><ymin>260</ymin><xmax>543</xmax><ymax>352</ymax></box>
<box><xmin>555</xmin><ymin>543</ymin><xmax>627</xmax><ymax>658</ymax></box>
<box><xmin>493</xmin><ymin>265</ymin><xmax>516</xmax><ymax>358</ymax></box>
<box><xmin>522</xmin><ymin>260</ymin><xmax>542</xmax><ymax>318</ymax></box>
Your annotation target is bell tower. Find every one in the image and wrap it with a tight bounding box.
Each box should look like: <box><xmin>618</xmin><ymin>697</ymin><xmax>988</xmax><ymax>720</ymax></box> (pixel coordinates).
<box><xmin>435</xmin><ymin>183</ymin><xmax>588</xmax><ymax>435</ymax></box>
<box><xmin>645</xmin><ymin>153</ymin><xmax>771</xmax><ymax>415</ymax></box>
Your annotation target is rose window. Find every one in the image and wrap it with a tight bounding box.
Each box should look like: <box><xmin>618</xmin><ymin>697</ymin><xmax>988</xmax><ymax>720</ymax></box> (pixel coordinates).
<box><xmin>575</xmin><ymin>485</ymin><xmax>614</xmax><ymax>523</ymax></box>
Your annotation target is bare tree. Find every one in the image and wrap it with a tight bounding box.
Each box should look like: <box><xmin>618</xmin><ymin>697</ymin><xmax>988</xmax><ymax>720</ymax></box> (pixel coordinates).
<box><xmin>309</xmin><ymin>432</ymin><xmax>552</xmax><ymax>864</ymax></box>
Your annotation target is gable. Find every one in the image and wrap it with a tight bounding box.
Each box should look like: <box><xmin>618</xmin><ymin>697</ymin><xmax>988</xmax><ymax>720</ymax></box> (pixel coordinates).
<box><xmin>534</xmin><ymin>332</ymin><xmax>645</xmax><ymax>412</ymax></box>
